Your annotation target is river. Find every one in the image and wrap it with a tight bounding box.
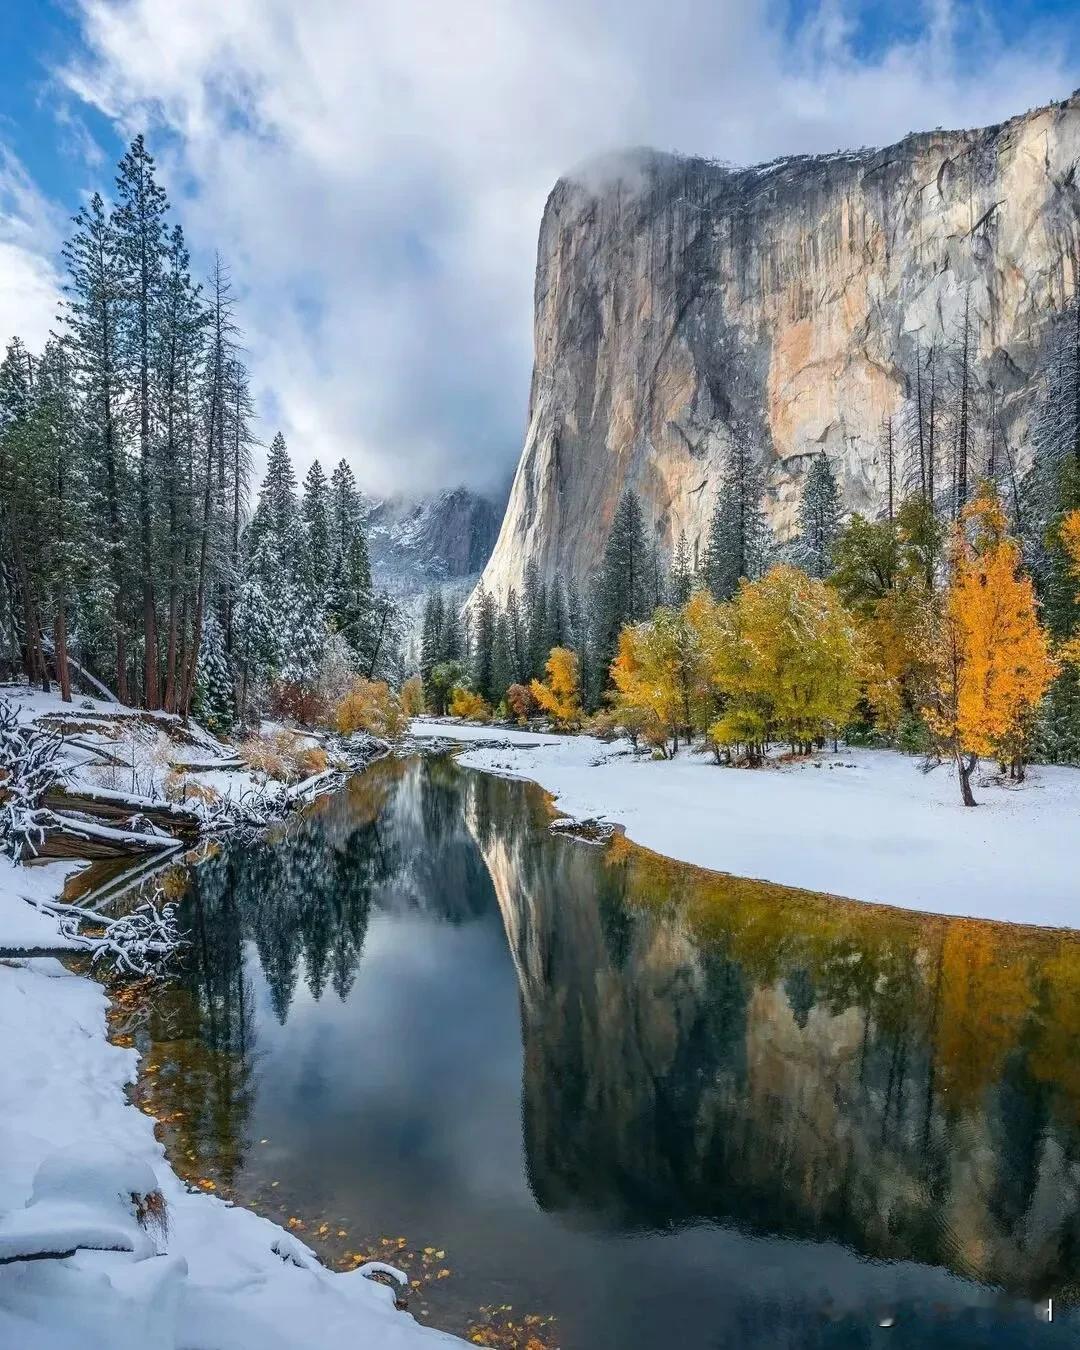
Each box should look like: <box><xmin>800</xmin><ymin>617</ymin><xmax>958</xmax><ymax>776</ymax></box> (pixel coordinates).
<box><xmin>118</xmin><ymin>755</ymin><xmax>1080</xmax><ymax>1347</ymax></box>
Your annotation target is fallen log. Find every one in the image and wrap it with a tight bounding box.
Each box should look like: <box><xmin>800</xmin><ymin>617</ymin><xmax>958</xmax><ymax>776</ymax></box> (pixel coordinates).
<box><xmin>41</xmin><ymin>786</ymin><xmax>202</xmax><ymax>840</ymax></box>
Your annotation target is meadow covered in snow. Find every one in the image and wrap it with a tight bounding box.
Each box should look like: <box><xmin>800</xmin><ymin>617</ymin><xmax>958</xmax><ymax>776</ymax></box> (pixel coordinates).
<box><xmin>411</xmin><ymin>720</ymin><xmax>1080</xmax><ymax>929</ymax></box>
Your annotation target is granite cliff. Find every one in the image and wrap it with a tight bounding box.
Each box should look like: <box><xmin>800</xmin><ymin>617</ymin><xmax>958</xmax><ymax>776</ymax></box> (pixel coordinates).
<box><xmin>480</xmin><ymin>92</ymin><xmax>1080</xmax><ymax>600</ymax></box>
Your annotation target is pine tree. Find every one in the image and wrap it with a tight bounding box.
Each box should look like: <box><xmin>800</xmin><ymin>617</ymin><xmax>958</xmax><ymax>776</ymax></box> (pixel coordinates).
<box><xmin>592</xmin><ymin>488</ymin><xmax>651</xmax><ymax>692</ymax></box>
<box><xmin>61</xmin><ymin>191</ymin><xmax>131</xmax><ymax>701</ymax></box>
<box><xmin>330</xmin><ymin>530</ymin><xmax>373</xmax><ymax>664</ymax></box>
<box><xmin>193</xmin><ymin>607</ymin><xmax>235</xmax><ymax>734</ymax></box>
<box><xmin>669</xmin><ymin>530</ymin><xmax>693</xmax><ymax>605</ymax></box>
<box><xmin>329</xmin><ymin>459</ymin><xmax>363</xmax><ymax>559</ymax></box>
<box><xmin>522</xmin><ymin>560</ymin><xmax>548</xmax><ymax>678</ymax></box>
<box><xmin>115</xmin><ymin>134</ymin><xmax>170</xmax><ymax>707</ymax></box>
<box><xmin>470</xmin><ymin>580</ymin><xmax>498</xmax><ymax>703</ymax></box>
<box><xmin>420</xmin><ymin>591</ymin><xmax>445</xmax><ymax>686</ymax></box>
<box><xmin>799</xmin><ymin>453</ymin><xmax>842</xmax><ymax>579</ymax></box>
<box><xmin>702</xmin><ymin>435</ymin><xmax>770</xmax><ymax>600</ymax></box>
<box><xmin>156</xmin><ymin>223</ymin><xmax>206</xmax><ymax>711</ymax></box>
<box><xmin>302</xmin><ymin>460</ymin><xmax>332</xmax><ymax>593</ymax></box>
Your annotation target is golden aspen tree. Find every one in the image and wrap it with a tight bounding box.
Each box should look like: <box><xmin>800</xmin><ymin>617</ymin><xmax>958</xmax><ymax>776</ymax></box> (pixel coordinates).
<box><xmin>449</xmin><ymin>687</ymin><xmax>491</xmax><ymax>721</ymax></box>
<box><xmin>530</xmin><ymin>646</ymin><xmax>582</xmax><ymax>728</ymax></box>
<box><xmin>706</xmin><ymin>566</ymin><xmax>863</xmax><ymax>760</ymax></box>
<box><xmin>924</xmin><ymin>488</ymin><xmax>1057</xmax><ymax>805</ymax></box>
<box><xmin>609</xmin><ymin>626</ymin><xmax>669</xmax><ymax>753</ymax></box>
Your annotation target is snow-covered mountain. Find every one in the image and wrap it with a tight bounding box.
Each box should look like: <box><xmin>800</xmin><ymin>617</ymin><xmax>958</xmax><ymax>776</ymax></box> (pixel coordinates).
<box><xmin>362</xmin><ymin>486</ymin><xmax>504</xmax><ymax>599</ymax></box>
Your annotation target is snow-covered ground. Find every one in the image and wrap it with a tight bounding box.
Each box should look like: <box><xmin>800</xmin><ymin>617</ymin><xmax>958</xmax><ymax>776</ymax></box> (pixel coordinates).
<box><xmin>0</xmin><ymin>689</ymin><xmax>464</xmax><ymax>1348</ymax></box>
<box><xmin>0</xmin><ymin>957</ymin><xmax>463</xmax><ymax>1349</ymax></box>
<box><xmin>411</xmin><ymin>719</ymin><xmax>1080</xmax><ymax>929</ymax></box>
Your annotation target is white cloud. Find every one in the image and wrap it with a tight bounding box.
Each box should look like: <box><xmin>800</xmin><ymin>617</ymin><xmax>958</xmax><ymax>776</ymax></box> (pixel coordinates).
<box><xmin>39</xmin><ymin>0</ymin><xmax>1080</xmax><ymax>494</ymax></box>
<box><xmin>0</xmin><ymin>149</ymin><xmax>64</xmax><ymax>357</ymax></box>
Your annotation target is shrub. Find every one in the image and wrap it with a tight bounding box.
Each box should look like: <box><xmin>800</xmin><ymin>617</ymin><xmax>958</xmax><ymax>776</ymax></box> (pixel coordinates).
<box><xmin>400</xmin><ymin>674</ymin><xmax>425</xmax><ymax>717</ymax></box>
<box><xmin>449</xmin><ymin>687</ymin><xmax>491</xmax><ymax>721</ymax></box>
<box><xmin>506</xmin><ymin>683</ymin><xmax>539</xmax><ymax>725</ymax></box>
<box><xmin>335</xmin><ymin>679</ymin><xmax>407</xmax><ymax>740</ymax></box>
<box><xmin>296</xmin><ymin>745</ymin><xmax>330</xmax><ymax>777</ymax></box>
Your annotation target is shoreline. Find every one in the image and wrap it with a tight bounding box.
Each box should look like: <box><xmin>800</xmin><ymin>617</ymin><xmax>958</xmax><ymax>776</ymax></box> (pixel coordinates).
<box><xmin>410</xmin><ymin>719</ymin><xmax>1080</xmax><ymax>930</ymax></box>
<box><xmin>0</xmin><ymin>711</ymin><xmax>464</xmax><ymax>1349</ymax></box>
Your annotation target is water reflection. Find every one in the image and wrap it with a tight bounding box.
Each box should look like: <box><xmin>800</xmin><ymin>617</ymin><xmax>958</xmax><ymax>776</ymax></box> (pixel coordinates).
<box><xmin>133</xmin><ymin>757</ymin><xmax>1080</xmax><ymax>1346</ymax></box>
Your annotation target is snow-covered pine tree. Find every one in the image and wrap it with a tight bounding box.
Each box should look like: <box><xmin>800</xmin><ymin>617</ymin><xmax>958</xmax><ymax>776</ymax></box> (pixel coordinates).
<box><xmin>262</xmin><ymin>432</ymin><xmax>299</xmax><ymax>540</ymax></box>
<box><xmin>329</xmin><ymin>460</ymin><xmax>364</xmax><ymax>559</ymax></box>
<box><xmin>701</xmin><ymin>435</ymin><xmax>771</xmax><ymax>600</ymax></box>
<box><xmin>114</xmin><ymin>134</ymin><xmax>170</xmax><ymax>708</ymax></box>
<box><xmin>329</xmin><ymin>529</ymin><xmax>373</xmax><ymax>664</ymax></box>
<box><xmin>420</xmin><ymin>591</ymin><xmax>445</xmax><ymax>686</ymax></box>
<box><xmin>192</xmin><ymin>607</ymin><xmax>235</xmax><ymax>734</ymax></box>
<box><xmin>798</xmin><ymin>453</ymin><xmax>842</xmax><ymax>579</ymax></box>
<box><xmin>60</xmin><ymin>192</ymin><xmax>132</xmax><ymax>701</ymax></box>
<box><xmin>302</xmin><ymin>460</ymin><xmax>333</xmax><ymax>593</ymax></box>
<box><xmin>669</xmin><ymin>530</ymin><xmax>693</xmax><ymax>605</ymax></box>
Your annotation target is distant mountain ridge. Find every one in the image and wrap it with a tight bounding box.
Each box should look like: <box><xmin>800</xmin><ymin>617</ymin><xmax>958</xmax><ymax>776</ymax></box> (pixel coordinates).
<box><xmin>362</xmin><ymin>485</ymin><xmax>504</xmax><ymax>598</ymax></box>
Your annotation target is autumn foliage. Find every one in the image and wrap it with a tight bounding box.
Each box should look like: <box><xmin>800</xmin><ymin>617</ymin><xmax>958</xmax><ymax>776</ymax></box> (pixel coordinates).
<box><xmin>923</xmin><ymin>489</ymin><xmax>1057</xmax><ymax>803</ymax></box>
<box><xmin>449</xmin><ymin>687</ymin><xmax>491</xmax><ymax>721</ymax></box>
<box><xmin>530</xmin><ymin>647</ymin><xmax>582</xmax><ymax>728</ymax></box>
<box><xmin>334</xmin><ymin>679</ymin><xmax>408</xmax><ymax>740</ymax></box>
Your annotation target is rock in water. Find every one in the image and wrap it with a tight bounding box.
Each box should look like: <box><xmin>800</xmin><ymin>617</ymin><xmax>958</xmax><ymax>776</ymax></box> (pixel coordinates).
<box><xmin>480</xmin><ymin>93</ymin><xmax>1080</xmax><ymax>602</ymax></box>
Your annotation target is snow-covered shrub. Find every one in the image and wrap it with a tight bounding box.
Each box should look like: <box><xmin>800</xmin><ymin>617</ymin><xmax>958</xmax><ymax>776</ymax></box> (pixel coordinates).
<box><xmin>0</xmin><ymin>696</ymin><xmax>64</xmax><ymax>859</ymax></box>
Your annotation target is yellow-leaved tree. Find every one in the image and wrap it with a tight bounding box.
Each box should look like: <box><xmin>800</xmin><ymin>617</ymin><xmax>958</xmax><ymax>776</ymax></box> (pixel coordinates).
<box><xmin>923</xmin><ymin>488</ymin><xmax>1057</xmax><ymax>805</ymax></box>
<box><xmin>706</xmin><ymin>565</ymin><xmax>863</xmax><ymax>762</ymax></box>
<box><xmin>608</xmin><ymin>606</ymin><xmax>710</xmax><ymax>755</ymax></box>
<box><xmin>530</xmin><ymin>647</ymin><xmax>582</xmax><ymax>729</ymax></box>
<box><xmin>449</xmin><ymin>686</ymin><xmax>491</xmax><ymax>721</ymax></box>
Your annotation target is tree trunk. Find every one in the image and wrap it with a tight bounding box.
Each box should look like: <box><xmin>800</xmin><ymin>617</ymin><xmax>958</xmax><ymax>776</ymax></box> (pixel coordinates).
<box><xmin>53</xmin><ymin>607</ymin><xmax>71</xmax><ymax>703</ymax></box>
<box><xmin>956</xmin><ymin>751</ymin><xmax>977</xmax><ymax>806</ymax></box>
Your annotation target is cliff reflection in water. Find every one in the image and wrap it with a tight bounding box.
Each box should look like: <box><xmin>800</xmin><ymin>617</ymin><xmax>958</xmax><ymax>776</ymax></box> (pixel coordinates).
<box><xmin>466</xmin><ymin>770</ymin><xmax>1080</xmax><ymax>1300</ymax></box>
<box><xmin>149</xmin><ymin>756</ymin><xmax>1080</xmax><ymax>1317</ymax></box>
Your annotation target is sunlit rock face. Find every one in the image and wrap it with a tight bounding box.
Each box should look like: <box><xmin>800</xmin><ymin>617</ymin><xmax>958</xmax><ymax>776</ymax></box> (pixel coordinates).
<box><xmin>480</xmin><ymin>93</ymin><xmax>1080</xmax><ymax>601</ymax></box>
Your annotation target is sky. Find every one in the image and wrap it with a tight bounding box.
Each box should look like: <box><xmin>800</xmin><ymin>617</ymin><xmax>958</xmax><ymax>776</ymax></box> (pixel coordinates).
<box><xmin>0</xmin><ymin>0</ymin><xmax>1079</xmax><ymax>500</ymax></box>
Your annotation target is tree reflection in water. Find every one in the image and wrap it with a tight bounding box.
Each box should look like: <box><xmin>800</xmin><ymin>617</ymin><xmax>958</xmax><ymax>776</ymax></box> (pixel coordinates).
<box><xmin>133</xmin><ymin>756</ymin><xmax>1080</xmax><ymax>1339</ymax></box>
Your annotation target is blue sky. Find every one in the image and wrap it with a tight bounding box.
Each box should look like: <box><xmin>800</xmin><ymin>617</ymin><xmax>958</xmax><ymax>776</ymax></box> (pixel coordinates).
<box><xmin>1</xmin><ymin>0</ymin><xmax>1079</xmax><ymax>496</ymax></box>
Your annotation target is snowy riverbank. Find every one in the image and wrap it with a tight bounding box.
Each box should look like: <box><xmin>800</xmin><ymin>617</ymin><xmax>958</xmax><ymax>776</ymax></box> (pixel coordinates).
<box><xmin>0</xmin><ymin>692</ymin><xmax>464</xmax><ymax>1349</ymax></box>
<box><xmin>411</xmin><ymin>720</ymin><xmax>1080</xmax><ymax>929</ymax></box>
<box><xmin>0</xmin><ymin>953</ymin><xmax>464</xmax><ymax>1349</ymax></box>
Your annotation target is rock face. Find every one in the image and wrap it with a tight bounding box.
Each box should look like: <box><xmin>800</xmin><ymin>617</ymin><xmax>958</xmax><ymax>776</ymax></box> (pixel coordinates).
<box><xmin>480</xmin><ymin>92</ymin><xmax>1080</xmax><ymax>601</ymax></box>
<box><xmin>364</xmin><ymin>486</ymin><xmax>503</xmax><ymax>597</ymax></box>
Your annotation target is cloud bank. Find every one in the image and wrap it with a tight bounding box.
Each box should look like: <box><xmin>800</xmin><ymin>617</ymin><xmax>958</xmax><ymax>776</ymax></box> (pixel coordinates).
<box><xmin>2</xmin><ymin>0</ymin><xmax>1078</xmax><ymax>494</ymax></box>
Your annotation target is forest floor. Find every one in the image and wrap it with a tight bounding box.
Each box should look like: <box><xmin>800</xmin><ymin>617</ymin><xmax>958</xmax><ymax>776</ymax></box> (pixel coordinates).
<box><xmin>410</xmin><ymin>719</ymin><xmax>1080</xmax><ymax>929</ymax></box>
<box><xmin>0</xmin><ymin>690</ymin><xmax>462</xmax><ymax>1350</ymax></box>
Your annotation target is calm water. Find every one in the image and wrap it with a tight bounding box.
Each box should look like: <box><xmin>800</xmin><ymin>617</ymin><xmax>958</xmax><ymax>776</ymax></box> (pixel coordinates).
<box><xmin>126</xmin><ymin>756</ymin><xmax>1080</xmax><ymax>1348</ymax></box>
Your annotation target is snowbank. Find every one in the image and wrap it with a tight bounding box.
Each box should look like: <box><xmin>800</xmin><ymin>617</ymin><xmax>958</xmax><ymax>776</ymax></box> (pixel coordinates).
<box><xmin>0</xmin><ymin>692</ymin><xmax>465</xmax><ymax>1348</ymax></box>
<box><xmin>0</xmin><ymin>955</ymin><xmax>464</xmax><ymax>1349</ymax></box>
<box><xmin>411</xmin><ymin>720</ymin><xmax>1080</xmax><ymax>928</ymax></box>
<box><xmin>0</xmin><ymin>858</ymin><xmax>84</xmax><ymax>952</ymax></box>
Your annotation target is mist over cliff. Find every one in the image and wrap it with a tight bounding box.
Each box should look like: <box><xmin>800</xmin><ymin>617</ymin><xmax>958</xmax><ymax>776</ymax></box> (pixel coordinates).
<box><xmin>480</xmin><ymin>92</ymin><xmax>1080</xmax><ymax>601</ymax></box>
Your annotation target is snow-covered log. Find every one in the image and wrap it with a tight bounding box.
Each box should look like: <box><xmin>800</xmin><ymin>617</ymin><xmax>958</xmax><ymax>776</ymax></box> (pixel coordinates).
<box><xmin>19</xmin><ymin>889</ymin><xmax>186</xmax><ymax>977</ymax></box>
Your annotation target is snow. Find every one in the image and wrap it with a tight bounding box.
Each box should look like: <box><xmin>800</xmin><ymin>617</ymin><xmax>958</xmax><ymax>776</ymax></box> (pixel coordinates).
<box><xmin>0</xmin><ymin>952</ymin><xmax>465</xmax><ymax>1348</ymax></box>
<box><xmin>410</xmin><ymin>720</ymin><xmax>1080</xmax><ymax>928</ymax></box>
<box><xmin>0</xmin><ymin>689</ymin><xmax>465</xmax><ymax>1348</ymax></box>
<box><xmin>0</xmin><ymin>858</ymin><xmax>84</xmax><ymax>951</ymax></box>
